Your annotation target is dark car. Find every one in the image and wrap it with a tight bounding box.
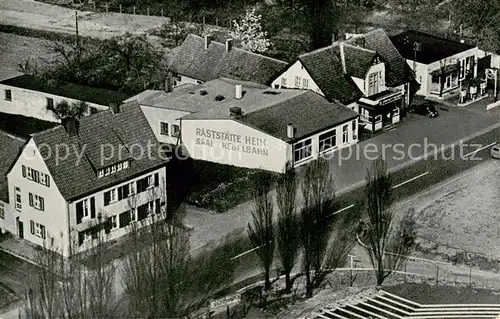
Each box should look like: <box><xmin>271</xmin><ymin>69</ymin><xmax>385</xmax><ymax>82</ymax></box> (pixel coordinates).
<box><xmin>409</xmin><ymin>101</ymin><xmax>439</xmax><ymax>118</ymax></box>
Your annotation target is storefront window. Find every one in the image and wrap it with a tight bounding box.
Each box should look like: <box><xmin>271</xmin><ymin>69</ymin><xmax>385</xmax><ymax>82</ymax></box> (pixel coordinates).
<box><xmin>293</xmin><ymin>139</ymin><xmax>312</xmax><ymax>163</ymax></box>
<box><xmin>342</xmin><ymin>125</ymin><xmax>348</xmax><ymax>144</ymax></box>
<box><xmin>393</xmin><ymin>108</ymin><xmax>399</xmax><ymax>115</ymax></box>
<box><xmin>319</xmin><ymin>129</ymin><xmax>336</xmax><ymax>152</ymax></box>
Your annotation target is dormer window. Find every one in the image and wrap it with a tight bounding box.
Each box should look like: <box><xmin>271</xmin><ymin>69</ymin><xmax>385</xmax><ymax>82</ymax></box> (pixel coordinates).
<box><xmin>123</xmin><ymin>160</ymin><xmax>129</xmax><ymax>169</ymax></box>
<box><xmin>373</xmin><ymin>56</ymin><xmax>381</xmax><ymax>65</ymax></box>
<box><xmin>105</xmin><ymin>167</ymin><xmax>110</xmax><ymax>176</ymax></box>
<box><xmin>98</xmin><ymin>160</ymin><xmax>130</xmax><ymax>178</ymax></box>
<box><xmin>111</xmin><ymin>165</ymin><xmax>116</xmax><ymax>173</ymax></box>
<box><xmin>98</xmin><ymin>170</ymin><xmax>104</xmax><ymax>178</ymax></box>
<box><xmin>117</xmin><ymin>163</ymin><xmax>123</xmax><ymax>171</ymax></box>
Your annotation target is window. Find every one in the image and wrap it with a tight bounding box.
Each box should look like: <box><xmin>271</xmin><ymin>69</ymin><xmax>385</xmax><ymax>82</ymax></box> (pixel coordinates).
<box><xmin>123</xmin><ymin>161</ymin><xmax>129</xmax><ymax>169</ymax></box>
<box><xmin>90</xmin><ymin>107</ymin><xmax>98</xmax><ymax>114</ymax></box>
<box><xmin>368</xmin><ymin>72</ymin><xmax>379</xmax><ymax>96</ymax></box>
<box><xmin>274</xmin><ymin>84</ymin><xmax>279</xmax><ymax>89</ymax></box>
<box><xmin>281</xmin><ymin>77</ymin><xmax>287</xmax><ymax>87</ymax></box>
<box><xmin>147</xmin><ymin>175</ymin><xmax>154</xmax><ymax>188</ymax></box>
<box><xmin>196</xmin><ymin>80</ymin><xmax>203</xmax><ymax>84</ymax></box>
<box><xmin>352</xmin><ymin>121</ymin><xmax>357</xmax><ymax>134</ymax></box>
<box><xmin>176</xmin><ymin>75</ymin><xmax>182</xmax><ymax>82</ymax></box>
<box><xmin>4</xmin><ymin>89</ymin><xmax>12</xmax><ymax>101</ymax></box>
<box><xmin>117</xmin><ymin>163</ymin><xmax>123</xmax><ymax>171</ymax></box>
<box><xmin>319</xmin><ymin>129</ymin><xmax>336</xmax><ymax>152</ymax></box>
<box><xmin>342</xmin><ymin>125</ymin><xmax>348</xmax><ymax>143</ymax></box>
<box><xmin>29</xmin><ymin>194</ymin><xmax>45</xmax><ymax>211</ymax></box>
<box><xmin>30</xmin><ymin>221</ymin><xmax>46</xmax><ymax>239</ymax></box>
<box><xmin>104</xmin><ymin>189</ymin><xmax>117</xmax><ymax>206</ymax></box>
<box><xmin>46</xmin><ymin>97</ymin><xmax>54</xmax><ymax>109</ymax></box>
<box><xmin>98</xmin><ymin>170</ymin><xmax>104</xmax><ymax>178</ymax></box>
<box><xmin>303</xmin><ymin>78</ymin><xmax>309</xmax><ymax>88</ymax></box>
<box><xmin>295</xmin><ymin>76</ymin><xmax>301</xmax><ymax>87</ymax></box>
<box><xmin>129</xmin><ymin>182</ymin><xmax>135</xmax><ymax>195</ymax></box>
<box><xmin>105</xmin><ymin>167</ymin><xmax>110</xmax><ymax>176</ymax></box>
<box><xmin>393</xmin><ymin>108</ymin><xmax>400</xmax><ymax>115</ymax></box>
<box><xmin>111</xmin><ymin>165</ymin><xmax>116</xmax><ymax>173</ymax></box>
<box><xmin>15</xmin><ymin>187</ymin><xmax>21</xmax><ymax>211</ymax></box>
<box><xmin>110</xmin><ymin>189</ymin><xmax>116</xmax><ymax>202</ymax></box>
<box><xmin>76</xmin><ymin>198</ymin><xmax>95</xmax><ymax>223</ymax></box>
<box><xmin>0</xmin><ymin>202</ymin><xmax>4</xmax><ymax>219</ymax></box>
<box><xmin>293</xmin><ymin>139</ymin><xmax>312</xmax><ymax>163</ymax></box>
<box><xmin>160</xmin><ymin>122</ymin><xmax>169</xmax><ymax>135</ymax></box>
<box><xmin>171</xmin><ymin>124</ymin><xmax>180</xmax><ymax>137</ymax></box>
<box><xmin>119</xmin><ymin>211</ymin><xmax>132</xmax><ymax>228</ymax></box>
<box><xmin>111</xmin><ymin>215</ymin><xmax>118</xmax><ymax>229</ymax></box>
<box><xmin>118</xmin><ymin>184</ymin><xmax>129</xmax><ymax>201</ymax></box>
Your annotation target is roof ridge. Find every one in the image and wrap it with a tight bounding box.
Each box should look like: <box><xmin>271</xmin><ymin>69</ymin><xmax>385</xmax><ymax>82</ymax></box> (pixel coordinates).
<box><xmin>0</xmin><ymin>129</ymin><xmax>27</xmax><ymax>142</ymax></box>
<box><xmin>299</xmin><ymin>44</ymin><xmax>338</xmax><ymax>58</ymax></box>
<box><xmin>188</xmin><ymin>33</ymin><xmax>288</xmax><ymax>65</ymax></box>
<box><xmin>402</xmin><ymin>29</ymin><xmax>473</xmax><ymax>46</ymax></box>
<box><xmin>343</xmin><ymin>42</ymin><xmax>377</xmax><ymax>54</ymax></box>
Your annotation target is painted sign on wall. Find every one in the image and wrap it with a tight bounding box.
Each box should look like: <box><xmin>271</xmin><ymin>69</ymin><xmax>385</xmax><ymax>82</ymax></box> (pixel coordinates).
<box><xmin>195</xmin><ymin>128</ymin><xmax>269</xmax><ymax>156</ymax></box>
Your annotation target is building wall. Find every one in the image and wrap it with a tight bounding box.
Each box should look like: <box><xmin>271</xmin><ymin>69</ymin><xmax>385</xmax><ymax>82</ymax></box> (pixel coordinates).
<box><xmin>7</xmin><ymin>139</ymin><xmax>70</xmax><ymax>255</ymax></box>
<box><xmin>182</xmin><ymin>119</ymin><xmax>289</xmax><ymax>173</ymax></box>
<box><xmin>140</xmin><ymin>105</ymin><xmax>190</xmax><ymax>145</ymax></box>
<box><xmin>0</xmin><ymin>200</ymin><xmax>15</xmax><ymax>235</ymax></box>
<box><xmin>174</xmin><ymin>74</ymin><xmax>201</xmax><ymax>88</ymax></box>
<box><xmin>68</xmin><ymin>166</ymin><xmax>167</xmax><ymax>253</ymax></box>
<box><xmin>351</xmin><ymin>62</ymin><xmax>387</xmax><ymax>97</ymax></box>
<box><xmin>271</xmin><ymin>61</ymin><xmax>325</xmax><ymax>95</ymax></box>
<box><xmin>0</xmin><ymin>85</ymin><xmax>108</xmax><ymax>123</ymax></box>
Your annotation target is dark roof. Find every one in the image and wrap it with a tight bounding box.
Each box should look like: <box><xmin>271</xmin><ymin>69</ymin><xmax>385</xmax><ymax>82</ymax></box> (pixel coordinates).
<box><xmin>347</xmin><ymin>28</ymin><xmax>412</xmax><ymax>86</ymax></box>
<box><xmin>334</xmin><ymin>44</ymin><xmax>377</xmax><ymax>78</ymax></box>
<box><xmin>243</xmin><ymin>91</ymin><xmax>358</xmax><ymax>141</ymax></box>
<box><xmin>298</xmin><ymin>45</ymin><xmax>363</xmax><ymax>105</ymax></box>
<box><xmin>31</xmin><ymin>102</ymin><xmax>167</xmax><ymax>201</ymax></box>
<box><xmin>0</xmin><ymin>131</ymin><xmax>26</xmax><ymax>202</ymax></box>
<box><xmin>390</xmin><ymin>30</ymin><xmax>475</xmax><ymax>64</ymax></box>
<box><xmin>169</xmin><ymin>34</ymin><xmax>288</xmax><ymax>86</ymax></box>
<box><xmin>0</xmin><ymin>75</ymin><xmax>132</xmax><ymax>106</ymax></box>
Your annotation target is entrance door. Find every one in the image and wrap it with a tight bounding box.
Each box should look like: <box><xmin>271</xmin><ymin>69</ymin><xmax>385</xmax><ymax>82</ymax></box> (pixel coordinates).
<box><xmin>382</xmin><ymin>111</ymin><xmax>392</xmax><ymax>127</ymax></box>
<box><xmin>17</xmin><ymin>219</ymin><xmax>24</xmax><ymax>239</ymax></box>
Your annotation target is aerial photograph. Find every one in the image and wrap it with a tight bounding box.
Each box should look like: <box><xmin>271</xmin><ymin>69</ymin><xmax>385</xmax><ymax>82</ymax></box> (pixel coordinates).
<box><xmin>1</xmin><ymin>0</ymin><xmax>500</xmax><ymax>318</ymax></box>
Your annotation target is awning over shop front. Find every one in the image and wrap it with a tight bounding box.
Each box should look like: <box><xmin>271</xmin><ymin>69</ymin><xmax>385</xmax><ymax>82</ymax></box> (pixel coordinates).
<box><xmin>358</xmin><ymin>90</ymin><xmax>403</xmax><ymax>109</ymax></box>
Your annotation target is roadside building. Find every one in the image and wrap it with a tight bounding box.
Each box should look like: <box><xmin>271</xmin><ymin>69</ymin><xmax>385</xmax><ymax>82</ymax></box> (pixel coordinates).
<box><xmin>390</xmin><ymin>30</ymin><xmax>488</xmax><ymax>98</ymax></box>
<box><xmin>4</xmin><ymin>102</ymin><xmax>168</xmax><ymax>256</ymax></box>
<box><xmin>168</xmin><ymin>34</ymin><xmax>288</xmax><ymax>88</ymax></box>
<box><xmin>0</xmin><ymin>74</ymin><xmax>131</xmax><ymax>123</ymax></box>
<box><xmin>271</xmin><ymin>28</ymin><xmax>413</xmax><ymax>132</ymax></box>
<box><xmin>0</xmin><ymin>130</ymin><xmax>25</xmax><ymax>235</ymax></box>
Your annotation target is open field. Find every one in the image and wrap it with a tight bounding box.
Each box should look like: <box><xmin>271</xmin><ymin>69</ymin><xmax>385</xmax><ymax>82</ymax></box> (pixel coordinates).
<box><xmin>0</xmin><ymin>0</ymin><xmax>170</xmax><ymax>39</ymax></box>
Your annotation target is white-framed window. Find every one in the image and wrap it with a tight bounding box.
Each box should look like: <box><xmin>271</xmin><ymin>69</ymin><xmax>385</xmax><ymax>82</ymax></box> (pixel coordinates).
<box><xmin>111</xmin><ymin>215</ymin><xmax>118</xmax><ymax>229</ymax></box>
<box><xmin>111</xmin><ymin>165</ymin><xmax>116</xmax><ymax>173</ymax></box>
<box><xmin>4</xmin><ymin>89</ymin><xmax>12</xmax><ymax>101</ymax></box>
<box><xmin>129</xmin><ymin>182</ymin><xmax>135</xmax><ymax>195</ymax></box>
<box><xmin>27</xmin><ymin>167</ymin><xmax>32</xmax><ymax>179</ymax></box>
<box><xmin>342</xmin><ymin>125</ymin><xmax>348</xmax><ymax>144</ymax></box>
<box><xmin>15</xmin><ymin>187</ymin><xmax>21</xmax><ymax>211</ymax></box>
<box><xmin>293</xmin><ymin>139</ymin><xmax>312</xmax><ymax>163</ymax></box>
<box><xmin>281</xmin><ymin>77</ymin><xmax>287</xmax><ymax>87</ymax></box>
<box><xmin>110</xmin><ymin>189</ymin><xmax>116</xmax><ymax>202</ymax></box>
<box><xmin>105</xmin><ymin>167</ymin><xmax>110</xmax><ymax>176</ymax></box>
<box><xmin>123</xmin><ymin>161</ymin><xmax>129</xmax><ymax>169</ymax></box>
<box><xmin>160</xmin><ymin>122</ymin><xmax>169</xmax><ymax>135</ymax></box>
<box><xmin>303</xmin><ymin>78</ymin><xmax>309</xmax><ymax>88</ymax></box>
<box><xmin>319</xmin><ymin>129</ymin><xmax>336</xmax><ymax>152</ymax></box>
<box><xmin>147</xmin><ymin>175</ymin><xmax>154</xmax><ymax>188</ymax></box>
<box><xmin>368</xmin><ymin>72</ymin><xmax>379</xmax><ymax>96</ymax></box>
<box><xmin>98</xmin><ymin>170</ymin><xmax>104</xmax><ymax>178</ymax></box>
<box><xmin>31</xmin><ymin>221</ymin><xmax>46</xmax><ymax>239</ymax></box>
<box><xmin>171</xmin><ymin>124</ymin><xmax>180</xmax><ymax>137</ymax></box>
<box><xmin>147</xmin><ymin>201</ymin><xmax>154</xmax><ymax>215</ymax></box>
<box><xmin>30</xmin><ymin>194</ymin><xmax>45</xmax><ymax>211</ymax></box>
<box><xmin>295</xmin><ymin>76</ymin><xmax>301</xmax><ymax>87</ymax></box>
<box><xmin>0</xmin><ymin>202</ymin><xmax>4</xmax><ymax>219</ymax></box>
<box><xmin>117</xmin><ymin>163</ymin><xmax>123</xmax><ymax>171</ymax></box>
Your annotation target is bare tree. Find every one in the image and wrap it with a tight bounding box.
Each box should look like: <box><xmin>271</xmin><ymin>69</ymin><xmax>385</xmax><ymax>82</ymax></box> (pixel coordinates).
<box><xmin>247</xmin><ymin>170</ymin><xmax>275</xmax><ymax>290</ymax></box>
<box><xmin>361</xmin><ymin>158</ymin><xmax>416</xmax><ymax>286</ymax></box>
<box><xmin>276</xmin><ymin>162</ymin><xmax>300</xmax><ymax>293</ymax></box>
<box><xmin>52</xmin><ymin>100</ymin><xmax>89</xmax><ymax>119</ymax></box>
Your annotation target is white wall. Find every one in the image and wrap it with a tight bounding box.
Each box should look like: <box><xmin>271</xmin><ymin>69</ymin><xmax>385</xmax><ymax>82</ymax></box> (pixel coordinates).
<box><xmin>174</xmin><ymin>74</ymin><xmax>201</xmax><ymax>88</ymax></box>
<box><xmin>0</xmin><ymin>85</ymin><xmax>108</xmax><ymax>123</ymax></box>
<box><xmin>182</xmin><ymin>119</ymin><xmax>289</xmax><ymax>173</ymax></box>
<box><xmin>68</xmin><ymin>166</ymin><xmax>167</xmax><ymax>253</ymax></box>
<box><xmin>0</xmin><ymin>200</ymin><xmax>15</xmax><ymax>234</ymax></box>
<box><xmin>7</xmin><ymin>139</ymin><xmax>70</xmax><ymax>255</ymax></box>
<box><xmin>271</xmin><ymin>60</ymin><xmax>325</xmax><ymax>95</ymax></box>
<box><xmin>140</xmin><ymin>105</ymin><xmax>190</xmax><ymax>145</ymax></box>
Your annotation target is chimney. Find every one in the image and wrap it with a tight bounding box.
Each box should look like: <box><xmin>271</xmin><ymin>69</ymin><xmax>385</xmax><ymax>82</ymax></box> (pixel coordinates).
<box><xmin>229</xmin><ymin>106</ymin><xmax>242</xmax><ymax>118</ymax></box>
<box><xmin>204</xmin><ymin>35</ymin><xmax>212</xmax><ymax>49</ymax></box>
<box><xmin>235</xmin><ymin>84</ymin><xmax>243</xmax><ymax>99</ymax></box>
<box><xmin>287</xmin><ymin>123</ymin><xmax>294</xmax><ymax>139</ymax></box>
<box><xmin>225</xmin><ymin>38</ymin><xmax>233</xmax><ymax>51</ymax></box>
<box><xmin>165</xmin><ymin>71</ymin><xmax>174</xmax><ymax>93</ymax></box>
<box><xmin>339</xmin><ymin>41</ymin><xmax>346</xmax><ymax>74</ymax></box>
<box><xmin>110</xmin><ymin>102</ymin><xmax>120</xmax><ymax>114</ymax></box>
<box><xmin>62</xmin><ymin>117</ymin><xmax>79</xmax><ymax>137</ymax></box>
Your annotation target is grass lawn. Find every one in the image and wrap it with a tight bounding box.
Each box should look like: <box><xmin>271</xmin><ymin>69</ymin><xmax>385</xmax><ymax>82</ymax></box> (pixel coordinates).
<box><xmin>385</xmin><ymin>282</ymin><xmax>500</xmax><ymax>304</ymax></box>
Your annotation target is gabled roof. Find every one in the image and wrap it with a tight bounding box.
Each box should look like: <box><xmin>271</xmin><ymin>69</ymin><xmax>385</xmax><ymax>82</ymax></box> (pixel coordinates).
<box><xmin>390</xmin><ymin>30</ymin><xmax>475</xmax><ymax>64</ymax></box>
<box><xmin>180</xmin><ymin>80</ymin><xmax>358</xmax><ymax>142</ymax></box>
<box><xmin>30</xmin><ymin>102</ymin><xmax>167</xmax><ymax>201</ymax></box>
<box><xmin>243</xmin><ymin>91</ymin><xmax>358</xmax><ymax>141</ymax></box>
<box><xmin>0</xmin><ymin>130</ymin><xmax>26</xmax><ymax>202</ymax></box>
<box><xmin>169</xmin><ymin>34</ymin><xmax>288</xmax><ymax>86</ymax></box>
<box><xmin>298</xmin><ymin>45</ymin><xmax>363</xmax><ymax>105</ymax></box>
<box><xmin>0</xmin><ymin>75</ymin><xmax>132</xmax><ymax>106</ymax></box>
<box><xmin>347</xmin><ymin>28</ymin><xmax>412</xmax><ymax>86</ymax></box>
<box><xmin>334</xmin><ymin>44</ymin><xmax>377</xmax><ymax>78</ymax></box>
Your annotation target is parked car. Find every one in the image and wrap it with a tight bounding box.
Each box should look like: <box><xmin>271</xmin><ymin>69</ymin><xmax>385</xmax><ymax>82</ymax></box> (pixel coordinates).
<box><xmin>409</xmin><ymin>101</ymin><xmax>439</xmax><ymax>118</ymax></box>
<box><xmin>491</xmin><ymin>144</ymin><xmax>500</xmax><ymax>159</ymax></box>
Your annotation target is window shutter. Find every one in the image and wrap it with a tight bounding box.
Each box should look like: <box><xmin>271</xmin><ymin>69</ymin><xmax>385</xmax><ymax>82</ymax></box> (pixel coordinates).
<box><xmin>40</xmin><ymin>197</ymin><xmax>44</xmax><ymax>211</ymax></box>
<box><xmin>76</xmin><ymin>201</ymin><xmax>83</xmax><ymax>224</ymax></box>
<box><xmin>29</xmin><ymin>193</ymin><xmax>33</xmax><ymax>207</ymax></box>
<box><xmin>22</xmin><ymin>165</ymin><xmax>26</xmax><ymax>178</ymax></box>
<box><xmin>46</xmin><ymin>176</ymin><xmax>50</xmax><ymax>187</ymax></box>
<box><xmin>104</xmin><ymin>191</ymin><xmax>110</xmax><ymax>206</ymax></box>
<box><xmin>30</xmin><ymin>220</ymin><xmax>34</xmax><ymax>234</ymax></box>
<box><xmin>90</xmin><ymin>197</ymin><xmax>96</xmax><ymax>219</ymax></box>
<box><xmin>154</xmin><ymin>173</ymin><xmax>159</xmax><ymax>187</ymax></box>
<box><xmin>41</xmin><ymin>225</ymin><xmax>46</xmax><ymax>239</ymax></box>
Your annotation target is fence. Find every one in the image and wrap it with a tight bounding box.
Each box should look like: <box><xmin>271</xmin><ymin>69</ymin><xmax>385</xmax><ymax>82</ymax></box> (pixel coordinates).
<box><xmin>58</xmin><ymin>1</ymin><xmax>235</xmax><ymax>29</ymax></box>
